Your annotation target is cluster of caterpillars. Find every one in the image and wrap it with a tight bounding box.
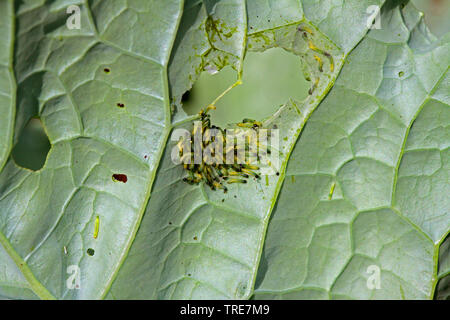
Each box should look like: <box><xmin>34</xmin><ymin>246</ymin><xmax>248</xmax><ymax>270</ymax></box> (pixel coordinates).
<box><xmin>178</xmin><ymin>106</ymin><xmax>264</xmax><ymax>193</ymax></box>
<box><xmin>297</xmin><ymin>25</ymin><xmax>335</xmax><ymax>95</ymax></box>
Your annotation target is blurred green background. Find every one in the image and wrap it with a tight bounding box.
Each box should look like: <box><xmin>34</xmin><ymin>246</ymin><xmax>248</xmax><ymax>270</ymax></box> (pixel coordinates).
<box><xmin>12</xmin><ymin>118</ymin><xmax>51</xmax><ymax>171</ymax></box>
<box><xmin>12</xmin><ymin>0</ymin><xmax>450</xmax><ymax>170</ymax></box>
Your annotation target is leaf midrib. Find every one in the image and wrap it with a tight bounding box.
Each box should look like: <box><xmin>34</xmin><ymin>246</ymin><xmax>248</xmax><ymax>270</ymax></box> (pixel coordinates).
<box><xmin>0</xmin><ymin>230</ymin><xmax>55</xmax><ymax>299</ymax></box>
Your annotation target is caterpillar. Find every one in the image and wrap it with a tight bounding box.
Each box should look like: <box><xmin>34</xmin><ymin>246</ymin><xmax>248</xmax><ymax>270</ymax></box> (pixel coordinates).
<box><xmin>298</xmin><ymin>26</ymin><xmax>314</xmax><ymax>35</ymax></box>
<box><xmin>227</xmin><ymin>178</ymin><xmax>247</xmax><ymax>184</ymax></box>
<box><xmin>237</xmin><ymin>118</ymin><xmax>262</xmax><ymax>129</ymax></box>
<box><xmin>313</xmin><ymin>55</ymin><xmax>323</xmax><ymax>72</ymax></box>
<box><xmin>328</xmin><ymin>182</ymin><xmax>336</xmax><ymax>200</ymax></box>
<box><xmin>94</xmin><ymin>216</ymin><xmax>100</xmax><ymax>239</ymax></box>
<box><xmin>179</xmin><ymin>107</ymin><xmax>262</xmax><ymax>192</ymax></box>
<box><xmin>296</xmin><ymin>24</ymin><xmax>334</xmax><ymax>74</ymax></box>
<box><xmin>324</xmin><ymin>52</ymin><xmax>334</xmax><ymax>72</ymax></box>
<box><xmin>309</xmin><ymin>77</ymin><xmax>319</xmax><ymax>95</ymax></box>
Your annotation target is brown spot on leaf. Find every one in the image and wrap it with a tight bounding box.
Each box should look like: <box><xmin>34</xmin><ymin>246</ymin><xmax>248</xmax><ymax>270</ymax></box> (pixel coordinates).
<box><xmin>112</xmin><ymin>174</ymin><xmax>128</xmax><ymax>183</ymax></box>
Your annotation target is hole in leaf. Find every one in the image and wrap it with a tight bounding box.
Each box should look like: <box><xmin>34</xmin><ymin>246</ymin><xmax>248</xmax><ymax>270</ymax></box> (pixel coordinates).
<box><xmin>181</xmin><ymin>90</ymin><xmax>191</xmax><ymax>103</ymax></box>
<box><xmin>182</xmin><ymin>48</ymin><xmax>310</xmax><ymax>127</ymax></box>
<box><xmin>12</xmin><ymin>118</ymin><xmax>51</xmax><ymax>171</ymax></box>
<box><xmin>116</xmin><ymin>102</ymin><xmax>125</xmax><ymax>108</ymax></box>
<box><xmin>104</xmin><ymin>68</ymin><xmax>111</xmax><ymax>73</ymax></box>
<box><xmin>112</xmin><ymin>174</ymin><xmax>128</xmax><ymax>183</ymax></box>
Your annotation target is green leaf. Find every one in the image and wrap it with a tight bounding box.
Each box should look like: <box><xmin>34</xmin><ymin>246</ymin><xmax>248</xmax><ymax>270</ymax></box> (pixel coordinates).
<box><xmin>0</xmin><ymin>0</ymin><xmax>15</xmax><ymax>173</ymax></box>
<box><xmin>0</xmin><ymin>0</ymin><xmax>447</xmax><ymax>301</ymax></box>
<box><xmin>253</xmin><ymin>1</ymin><xmax>449</xmax><ymax>300</ymax></box>
<box><xmin>0</xmin><ymin>0</ymin><xmax>183</xmax><ymax>299</ymax></box>
<box><xmin>108</xmin><ymin>0</ymin><xmax>387</xmax><ymax>299</ymax></box>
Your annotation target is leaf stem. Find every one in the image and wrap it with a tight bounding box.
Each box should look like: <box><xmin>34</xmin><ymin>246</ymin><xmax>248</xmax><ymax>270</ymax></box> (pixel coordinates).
<box><xmin>208</xmin><ymin>78</ymin><xmax>242</xmax><ymax>108</ymax></box>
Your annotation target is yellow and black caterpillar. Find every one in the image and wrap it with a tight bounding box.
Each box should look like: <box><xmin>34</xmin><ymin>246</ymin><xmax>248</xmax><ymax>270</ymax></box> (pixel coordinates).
<box><xmin>178</xmin><ymin>106</ymin><xmax>264</xmax><ymax>193</ymax></box>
